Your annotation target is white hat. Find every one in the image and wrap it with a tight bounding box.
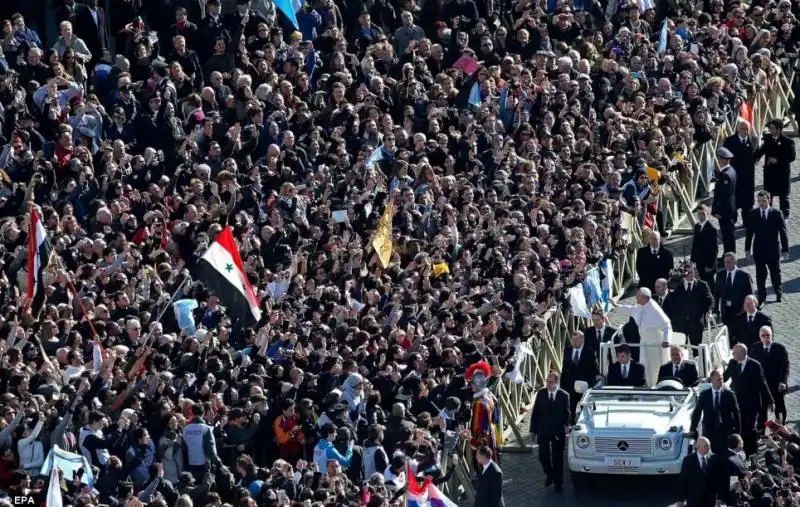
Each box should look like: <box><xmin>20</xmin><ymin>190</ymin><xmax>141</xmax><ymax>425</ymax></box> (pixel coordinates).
<box><xmin>638</xmin><ymin>287</ymin><xmax>652</xmax><ymax>298</ymax></box>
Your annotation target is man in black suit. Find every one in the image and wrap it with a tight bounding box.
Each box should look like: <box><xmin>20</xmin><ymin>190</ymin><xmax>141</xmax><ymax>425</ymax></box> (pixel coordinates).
<box><xmin>530</xmin><ymin>371</ymin><xmax>570</xmax><ymax>492</ymax></box>
<box><xmin>750</xmin><ymin>326</ymin><xmax>790</xmax><ymax>426</ymax></box>
<box><xmin>679</xmin><ymin>437</ymin><xmax>722</xmax><ymax>507</ymax></box>
<box><xmin>745</xmin><ymin>190</ymin><xmax>790</xmax><ymax>304</ymax></box>
<box><xmin>606</xmin><ymin>345</ymin><xmax>647</xmax><ymax>387</ymax></box>
<box><xmin>198</xmin><ymin>0</ymin><xmax>229</xmax><ymax>63</ymax></box>
<box><xmin>689</xmin><ymin>370</ymin><xmax>741</xmax><ymax>455</ymax></box>
<box><xmin>730</xmin><ymin>295</ymin><xmax>772</xmax><ymax>348</ymax></box>
<box><xmin>714</xmin><ymin>252</ymin><xmax>754</xmax><ymax>328</ymax></box>
<box><xmin>718</xmin><ymin>434</ymin><xmax>747</xmax><ymax>507</ymax></box>
<box><xmin>636</xmin><ymin>230</ymin><xmax>674</xmax><ymax>290</ymax></box>
<box><xmin>562</xmin><ymin>331</ymin><xmax>600</xmax><ymax>422</ymax></box>
<box><xmin>475</xmin><ymin>446</ymin><xmax>504</xmax><ymax>507</ymax></box>
<box><xmin>754</xmin><ymin>118</ymin><xmax>796</xmax><ymax>218</ymax></box>
<box><xmin>55</xmin><ymin>0</ymin><xmax>87</xmax><ymax>30</ymax></box>
<box><xmin>583</xmin><ymin>309</ymin><xmax>617</xmax><ymax>357</ymax></box>
<box><xmin>73</xmin><ymin>0</ymin><xmax>109</xmax><ymax>67</ymax></box>
<box><xmin>724</xmin><ymin>343</ymin><xmax>774</xmax><ymax>456</ymax></box>
<box><xmin>713</xmin><ymin>147</ymin><xmax>738</xmax><ymax>254</ymax></box>
<box><xmin>691</xmin><ymin>205</ymin><xmax>719</xmax><ymax>287</ymax></box>
<box><xmin>723</xmin><ymin>120</ymin><xmax>760</xmax><ymax>227</ymax></box>
<box><xmin>669</xmin><ymin>263</ymin><xmax>713</xmax><ymax>348</ymax></box>
<box><xmin>658</xmin><ymin>346</ymin><xmax>699</xmax><ymax>386</ymax></box>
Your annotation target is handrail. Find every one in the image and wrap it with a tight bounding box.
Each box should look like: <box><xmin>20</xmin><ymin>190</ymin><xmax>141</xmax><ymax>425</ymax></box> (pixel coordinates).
<box><xmin>448</xmin><ymin>69</ymin><xmax>794</xmax><ymax>500</ymax></box>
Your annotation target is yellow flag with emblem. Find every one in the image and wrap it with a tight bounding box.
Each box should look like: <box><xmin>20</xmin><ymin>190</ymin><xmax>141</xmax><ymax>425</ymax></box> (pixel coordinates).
<box><xmin>372</xmin><ymin>200</ymin><xmax>394</xmax><ymax>268</ymax></box>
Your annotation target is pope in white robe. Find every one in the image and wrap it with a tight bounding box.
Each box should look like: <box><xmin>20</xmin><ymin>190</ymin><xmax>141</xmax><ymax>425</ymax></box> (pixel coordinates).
<box><xmin>614</xmin><ymin>287</ymin><xmax>672</xmax><ymax>386</ymax></box>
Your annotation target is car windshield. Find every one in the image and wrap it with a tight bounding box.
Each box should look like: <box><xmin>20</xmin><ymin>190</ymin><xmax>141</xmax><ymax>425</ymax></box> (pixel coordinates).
<box><xmin>584</xmin><ymin>390</ymin><xmax>693</xmax><ymax>406</ymax></box>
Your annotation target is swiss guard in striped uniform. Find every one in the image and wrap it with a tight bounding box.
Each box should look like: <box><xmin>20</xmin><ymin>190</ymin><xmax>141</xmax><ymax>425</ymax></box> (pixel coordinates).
<box><xmin>467</xmin><ymin>361</ymin><xmax>502</xmax><ymax>463</ymax></box>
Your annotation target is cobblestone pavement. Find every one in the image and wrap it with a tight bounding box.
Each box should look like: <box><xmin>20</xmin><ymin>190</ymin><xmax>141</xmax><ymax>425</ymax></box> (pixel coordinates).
<box><xmin>500</xmin><ymin>152</ymin><xmax>800</xmax><ymax>507</ymax></box>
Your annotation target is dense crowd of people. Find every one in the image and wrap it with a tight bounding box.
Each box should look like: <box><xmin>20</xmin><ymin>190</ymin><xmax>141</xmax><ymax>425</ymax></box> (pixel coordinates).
<box><xmin>0</xmin><ymin>0</ymin><xmax>797</xmax><ymax>505</ymax></box>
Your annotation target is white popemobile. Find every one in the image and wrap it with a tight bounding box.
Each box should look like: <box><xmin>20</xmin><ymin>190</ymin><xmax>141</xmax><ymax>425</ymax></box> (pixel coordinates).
<box><xmin>567</xmin><ymin>326</ymin><xmax>732</xmax><ymax>481</ymax></box>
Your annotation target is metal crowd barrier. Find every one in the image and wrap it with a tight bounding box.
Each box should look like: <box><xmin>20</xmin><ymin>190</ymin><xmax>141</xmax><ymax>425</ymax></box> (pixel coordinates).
<box><xmin>446</xmin><ymin>69</ymin><xmax>795</xmax><ymax>503</ymax></box>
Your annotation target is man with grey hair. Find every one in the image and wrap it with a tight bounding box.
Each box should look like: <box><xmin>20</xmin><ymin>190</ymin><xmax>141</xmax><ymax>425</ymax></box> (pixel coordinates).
<box><xmin>392</xmin><ymin>11</ymin><xmax>424</xmax><ymax>56</ymax></box>
<box><xmin>725</xmin><ymin>342</ymin><xmax>773</xmax><ymax>455</ymax></box>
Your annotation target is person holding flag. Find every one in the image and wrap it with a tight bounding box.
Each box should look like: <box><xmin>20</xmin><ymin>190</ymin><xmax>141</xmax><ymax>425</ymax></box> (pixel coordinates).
<box><xmin>26</xmin><ymin>204</ymin><xmax>51</xmax><ymax>316</ymax></box>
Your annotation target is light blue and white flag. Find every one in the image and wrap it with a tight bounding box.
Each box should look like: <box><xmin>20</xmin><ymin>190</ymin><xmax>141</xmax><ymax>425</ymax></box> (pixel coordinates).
<box><xmin>366</xmin><ymin>145</ymin><xmax>384</xmax><ymax>168</ymax></box>
<box><xmin>599</xmin><ymin>258</ymin><xmax>614</xmax><ymax>310</ymax></box>
<box><xmin>41</xmin><ymin>446</ymin><xmax>94</xmax><ymax>487</ymax></box>
<box><xmin>583</xmin><ymin>268</ymin><xmax>603</xmax><ymax>308</ymax></box>
<box><xmin>273</xmin><ymin>0</ymin><xmax>300</xmax><ymax>29</ymax></box>
<box><xmin>658</xmin><ymin>19</ymin><xmax>669</xmax><ymax>53</ymax></box>
<box><xmin>468</xmin><ymin>82</ymin><xmax>482</xmax><ymax>107</ymax></box>
<box><xmin>174</xmin><ymin>299</ymin><xmax>199</xmax><ymax>336</ymax></box>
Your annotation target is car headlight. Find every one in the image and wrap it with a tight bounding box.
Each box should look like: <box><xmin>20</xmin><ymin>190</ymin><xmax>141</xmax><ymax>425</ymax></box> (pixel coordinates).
<box><xmin>576</xmin><ymin>435</ymin><xmax>591</xmax><ymax>449</ymax></box>
<box><xmin>658</xmin><ymin>437</ymin><xmax>673</xmax><ymax>451</ymax></box>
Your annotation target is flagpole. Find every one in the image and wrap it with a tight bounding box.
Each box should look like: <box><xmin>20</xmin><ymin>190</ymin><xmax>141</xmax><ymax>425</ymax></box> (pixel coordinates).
<box><xmin>26</xmin><ymin>200</ymin><xmax>99</xmax><ymax>338</ymax></box>
<box><xmin>141</xmin><ymin>275</ymin><xmax>190</xmax><ymax>350</ymax></box>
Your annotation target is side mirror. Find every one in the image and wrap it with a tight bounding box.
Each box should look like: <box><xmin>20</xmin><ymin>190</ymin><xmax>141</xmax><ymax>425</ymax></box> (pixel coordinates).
<box><xmin>574</xmin><ymin>380</ymin><xmax>589</xmax><ymax>394</ymax></box>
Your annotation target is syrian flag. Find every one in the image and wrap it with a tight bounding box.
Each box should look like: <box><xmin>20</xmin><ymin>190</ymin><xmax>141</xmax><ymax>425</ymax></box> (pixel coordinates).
<box><xmin>27</xmin><ymin>207</ymin><xmax>51</xmax><ymax>315</ymax></box>
<box><xmin>197</xmin><ymin>226</ymin><xmax>262</xmax><ymax>325</ymax></box>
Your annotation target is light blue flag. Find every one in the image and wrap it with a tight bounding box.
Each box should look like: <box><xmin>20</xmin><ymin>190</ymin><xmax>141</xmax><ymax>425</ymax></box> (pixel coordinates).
<box><xmin>583</xmin><ymin>268</ymin><xmax>603</xmax><ymax>308</ymax></box>
<box><xmin>599</xmin><ymin>259</ymin><xmax>614</xmax><ymax>311</ymax></box>
<box><xmin>273</xmin><ymin>0</ymin><xmax>300</xmax><ymax>29</ymax></box>
<box><xmin>468</xmin><ymin>82</ymin><xmax>482</xmax><ymax>107</ymax></box>
<box><xmin>174</xmin><ymin>299</ymin><xmax>199</xmax><ymax>335</ymax></box>
<box><xmin>366</xmin><ymin>146</ymin><xmax>384</xmax><ymax>168</ymax></box>
<box><xmin>658</xmin><ymin>19</ymin><xmax>669</xmax><ymax>53</ymax></box>
<box><xmin>269</xmin><ymin>279</ymin><xmax>291</xmax><ymax>302</ymax></box>
<box><xmin>41</xmin><ymin>446</ymin><xmax>95</xmax><ymax>487</ymax></box>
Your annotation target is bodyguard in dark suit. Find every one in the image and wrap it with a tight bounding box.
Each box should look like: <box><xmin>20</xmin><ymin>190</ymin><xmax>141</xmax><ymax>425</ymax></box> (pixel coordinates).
<box><xmin>606</xmin><ymin>345</ymin><xmax>647</xmax><ymax>387</ymax></box>
<box><xmin>669</xmin><ymin>264</ymin><xmax>713</xmax><ymax>348</ymax></box>
<box><xmin>562</xmin><ymin>331</ymin><xmax>600</xmax><ymax>422</ymax></box>
<box><xmin>750</xmin><ymin>326</ymin><xmax>790</xmax><ymax>426</ymax></box>
<box><xmin>74</xmin><ymin>0</ymin><xmax>110</xmax><ymax>66</ymax></box>
<box><xmin>754</xmin><ymin>119</ymin><xmax>796</xmax><ymax>218</ymax></box>
<box><xmin>712</xmin><ymin>147</ymin><xmax>737</xmax><ymax>253</ymax></box>
<box><xmin>530</xmin><ymin>372</ymin><xmax>570</xmax><ymax>491</ymax></box>
<box><xmin>730</xmin><ymin>295</ymin><xmax>772</xmax><ymax>348</ymax></box>
<box><xmin>714</xmin><ymin>253</ymin><xmax>754</xmax><ymax>328</ymax></box>
<box><xmin>657</xmin><ymin>346</ymin><xmax>699</xmax><ymax>386</ymax></box>
<box><xmin>690</xmin><ymin>205</ymin><xmax>719</xmax><ymax>287</ymax></box>
<box><xmin>723</xmin><ymin>120</ymin><xmax>760</xmax><ymax>226</ymax></box>
<box><xmin>724</xmin><ymin>344</ymin><xmax>774</xmax><ymax>455</ymax></box>
<box><xmin>636</xmin><ymin>231</ymin><xmax>674</xmax><ymax>290</ymax></box>
<box><xmin>745</xmin><ymin>191</ymin><xmax>789</xmax><ymax>304</ymax></box>
<box><xmin>718</xmin><ymin>435</ymin><xmax>747</xmax><ymax>507</ymax></box>
<box><xmin>689</xmin><ymin>370</ymin><xmax>741</xmax><ymax>455</ymax></box>
<box><xmin>582</xmin><ymin>309</ymin><xmax>617</xmax><ymax>363</ymax></box>
<box><xmin>679</xmin><ymin>438</ymin><xmax>722</xmax><ymax>507</ymax></box>
<box><xmin>55</xmin><ymin>0</ymin><xmax>87</xmax><ymax>30</ymax></box>
<box><xmin>198</xmin><ymin>0</ymin><xmax>230</xmax><ymax>63</ymax></box>
<box><xmin>475</xmin><ymin>446</ymin><xmax>505</xmax><ymax>507</ymax></box>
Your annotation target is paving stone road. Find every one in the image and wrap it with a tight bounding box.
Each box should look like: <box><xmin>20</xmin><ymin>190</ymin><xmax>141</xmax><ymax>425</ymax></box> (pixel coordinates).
<box><xmin>500</xmin><ymin>147</ymin><xmax>800</xmax><ymax>507</ymax></box>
